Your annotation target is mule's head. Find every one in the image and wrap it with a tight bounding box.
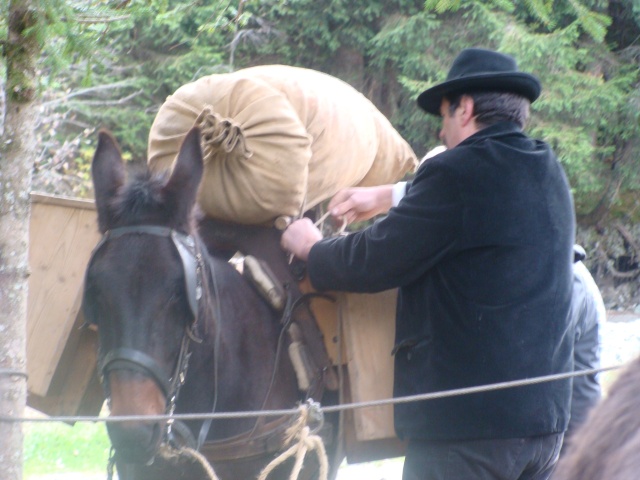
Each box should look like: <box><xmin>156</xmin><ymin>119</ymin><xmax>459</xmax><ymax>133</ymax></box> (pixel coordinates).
<box><xmin>83</xmin><ymin>128</ymin><xmax>204</xmax><ymax>463</ymax></box>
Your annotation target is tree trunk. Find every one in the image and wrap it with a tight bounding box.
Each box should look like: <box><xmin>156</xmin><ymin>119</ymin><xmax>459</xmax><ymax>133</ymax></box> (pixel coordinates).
<box><xmin>1</xmin><ymin>1</ymin><xmax>40</xmax><ymax>478</ymax></box>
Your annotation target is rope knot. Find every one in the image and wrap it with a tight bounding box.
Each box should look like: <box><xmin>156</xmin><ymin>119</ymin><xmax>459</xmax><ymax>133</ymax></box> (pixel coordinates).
<box><xmin>258</xmin><ymin>399</ymin><xmax>329</xmax><ymax>480</ymax></box>
<box><xmin>195</xmin><ymin>105</ymin><xmax>252</xmax><ymax>164</ymax></box>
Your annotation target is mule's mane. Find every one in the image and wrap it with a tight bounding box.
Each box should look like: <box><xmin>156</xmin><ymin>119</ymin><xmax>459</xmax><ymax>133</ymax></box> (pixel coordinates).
<box><xmin>112</xmin><ymin>168</ymin><xmax>194</xmax><ymax>229</ymax></box>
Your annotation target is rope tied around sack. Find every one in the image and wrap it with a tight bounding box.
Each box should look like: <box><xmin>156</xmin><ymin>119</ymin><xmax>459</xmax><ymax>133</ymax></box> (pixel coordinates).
<box><xmin>257</xmin><ymin>400</ymin><xmax>329</xmax><ymax>480</ymax></box>
<box><xmin>196</xmin><ymin>105</ymin><xmax>252</xmax><ymax>163</ymax></box>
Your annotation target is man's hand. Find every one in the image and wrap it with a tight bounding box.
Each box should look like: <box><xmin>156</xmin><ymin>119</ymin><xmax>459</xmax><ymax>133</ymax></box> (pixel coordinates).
<box><xmin>328</xmin><ymin>185</ymin><xmax>394</xmax><ymax>225</ymax></box>
<box><xmin>280</xmin><ymin>218</ymin><xmax>323</xmax><ymax>261</ymax></box>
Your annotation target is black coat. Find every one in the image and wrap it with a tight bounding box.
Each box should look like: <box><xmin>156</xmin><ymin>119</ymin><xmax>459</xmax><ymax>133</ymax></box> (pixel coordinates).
<box><xmin>308</xmin><ymin>121</ymin><xmax>576</xmax><ymax>441</ymax></box>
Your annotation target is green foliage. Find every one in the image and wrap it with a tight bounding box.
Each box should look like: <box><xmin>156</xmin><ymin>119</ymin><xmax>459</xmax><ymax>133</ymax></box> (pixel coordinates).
<box><xmin>566</xmin><ymin>0</ymin><xmax>611</xmax><ymax>41</ymax></box>
<box><xmin>499</xmin><ymin>22</ymin><xmax>638</xmax><ymax>213</ymax></box>
<box><xmin>237</xmin><ymin>0</ymin><xmax>383</xmax><ymax>70</ymax></box>
<box><xmin>27</xmin><ymin>0</ymin><xmax>238</xmax><ymax>197</ymax></box>
<box><xmin>425</xmin><ymin>0</ymin><xmax>514</xmax><ymax>14</ymax></box>
<box><xmin>3</xmin><ymin>0</ymin><xmax>639</xmax><ymax>219</ymax></box>
<box><xmin>424</xmin><ymin>0</ymin><xmax>611</xmax><ymax>41</ymax></box>
<box><xmin>0</xmin><ymin>1</ymin><xmax>132</xmax><ymax>83</ymax></box>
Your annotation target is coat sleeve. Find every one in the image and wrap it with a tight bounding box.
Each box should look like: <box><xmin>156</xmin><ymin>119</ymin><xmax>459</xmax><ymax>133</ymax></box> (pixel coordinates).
<box><xmin>567</xmin><ymin>261</ymin><xmax>604</xmax><ymax>436</ymax></box>
<box><xmin>307</xmin><ymin>160</ymin><xmax>464</xmax><ymax>292</ymax></box>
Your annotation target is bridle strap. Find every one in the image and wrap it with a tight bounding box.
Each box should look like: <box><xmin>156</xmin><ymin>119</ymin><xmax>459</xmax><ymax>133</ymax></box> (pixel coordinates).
<box><xmin>102</xmin><ymin>347</ymin><xmax>174</xmax><ymax>398</ymax></box>
<box><xmin>101</xmin><ymin>328</ymin><xmax>192</xmax><ymax>407</ymax></box>
<box><xmin>95</xmin><ymin>226</ymin><xmax>203</xmax><ymax>328</ymax></box>
<box><xmin>171</xmin><ymin>230</ymin><xmax>203</xmax><ymax>325</ymax></box>
<box><xmin>87</xmin><ymin>225</ymin><xmax>205</xmax><ymax>403</ymax></box>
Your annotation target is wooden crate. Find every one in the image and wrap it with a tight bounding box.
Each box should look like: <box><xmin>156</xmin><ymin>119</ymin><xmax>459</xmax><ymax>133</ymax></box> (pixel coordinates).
<box><xmin>27</xmin><ymin>193</ymin><xmax>103</xmax><ymax>417</ymax></box>
<box><xmin>341</xmin><ymin>289</ymin><xmax>406</xmax><ymax>461</ymax></box>
<box><xmin>340</xmin><ymin>290</ymin><xmax>397</xmax><ymax>441</ymax></box>
<box><xmin>308</xmin><ymin>289</ymin><xmax>406</xmax><ymax>462</ymax></box>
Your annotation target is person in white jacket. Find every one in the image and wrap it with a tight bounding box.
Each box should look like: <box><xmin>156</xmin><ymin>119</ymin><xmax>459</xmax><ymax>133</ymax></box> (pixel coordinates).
<box><xmin>561</xmin><ymin>245</ymin><xmax>606</xmax><ymax>455</ymax></box>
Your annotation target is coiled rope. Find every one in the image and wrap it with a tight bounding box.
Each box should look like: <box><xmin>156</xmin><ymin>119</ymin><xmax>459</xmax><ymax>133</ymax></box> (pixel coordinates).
<box><xmin>257</xmin><ymin>401</ymin><xmax>328</xmax><ymax>480</ymax></box>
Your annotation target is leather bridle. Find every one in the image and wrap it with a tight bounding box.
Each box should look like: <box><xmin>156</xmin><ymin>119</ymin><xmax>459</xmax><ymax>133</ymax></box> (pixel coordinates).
<box><xmin>85</xmin><ymin>224</ymin><xmax>321</xmax><ymax>464</ymax></box>
<box><xmin>83</xmin><ymin>225</ymin><xmax>206</xmax><ymax>412</ymax></box>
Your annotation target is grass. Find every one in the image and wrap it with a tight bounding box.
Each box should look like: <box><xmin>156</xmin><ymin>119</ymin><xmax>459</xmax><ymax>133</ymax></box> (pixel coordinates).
<box><xmin>23</xmin><ymin>420</ymin><xmax>111</xmax><ymax>477</ymax></box>
<box><xmin>21</xmin><ymin>419</ymin><xmax>400</xmax><ymax>479</ymax></box>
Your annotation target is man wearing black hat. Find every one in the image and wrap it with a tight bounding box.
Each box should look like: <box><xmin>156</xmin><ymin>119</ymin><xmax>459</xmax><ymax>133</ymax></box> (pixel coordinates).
<box><xmin>282</xmin><ymin>48</ymin><xmax>575</xmax><ymax>479</ymax></box>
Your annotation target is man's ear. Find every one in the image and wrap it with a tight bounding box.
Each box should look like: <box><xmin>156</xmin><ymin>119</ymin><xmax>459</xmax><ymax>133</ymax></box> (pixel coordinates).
<box><xmin>459</xmin><ymin>95</ymin><xmax>475</xmax><ymax>127</ymax></box>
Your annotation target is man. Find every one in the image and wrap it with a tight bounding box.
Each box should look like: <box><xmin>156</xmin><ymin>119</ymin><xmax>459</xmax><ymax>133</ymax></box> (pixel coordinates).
<box><xmin>282</xmin><ymin>48</ymin><xmax>576</xmax><ymax>479</ymax></box>
<box><xmin>561</xmin><ymin>245</ymin><xmax>605</xmax><ymax>456</ymax></box>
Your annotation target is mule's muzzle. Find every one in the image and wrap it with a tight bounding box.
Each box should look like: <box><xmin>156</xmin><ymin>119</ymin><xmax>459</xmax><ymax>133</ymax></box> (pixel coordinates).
<box><xmin>105</xmin><ymin>370</ymin><xmax>167</xmax><ymax>464</ymax></box>
<box><xmin>107</xmin><ymin>419</ymin><xmax>163</xmax><ymax>464</ymax></box>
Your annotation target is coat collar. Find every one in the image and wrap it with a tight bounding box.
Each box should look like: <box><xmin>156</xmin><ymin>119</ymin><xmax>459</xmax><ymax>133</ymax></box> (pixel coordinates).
<box><xmin>458</xmin><ymin>121</ymin><xmax>525</xmax><ymax>148</ymax></box>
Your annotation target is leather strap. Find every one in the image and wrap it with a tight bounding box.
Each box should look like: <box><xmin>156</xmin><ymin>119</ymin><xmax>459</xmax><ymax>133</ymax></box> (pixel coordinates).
<box><xmin>102</xmin><ymin>347</ymin><xmax>173</xmax><ymax>397</ymax></box>
<box><xmin>199</xmin><ymin>415</ymin><xmax>294</xmax><ymax>462</ymax></box>
<box><xmin>200</xmin><ymin>414</ymin><xmax>334</xmax><ymax>463</ymax></box>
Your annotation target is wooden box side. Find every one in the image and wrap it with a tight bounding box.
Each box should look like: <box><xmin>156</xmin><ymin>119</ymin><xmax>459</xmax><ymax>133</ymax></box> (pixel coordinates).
<box><xmin>340</xmin><ymin>289</ymin><xmax>398</xmax><ymax>442</ymax></box>
<box><xmin>27</xmin><ymin>193</ymin><xmax>99</xmax><ymax>395</ymax></box>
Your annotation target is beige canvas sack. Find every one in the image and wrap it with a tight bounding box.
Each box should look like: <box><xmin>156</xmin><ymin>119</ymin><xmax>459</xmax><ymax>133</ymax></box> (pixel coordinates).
<box><xmin>148</xmin><ymin>65</ymin><xmax>417</xmax><ymax>225</ymax></box>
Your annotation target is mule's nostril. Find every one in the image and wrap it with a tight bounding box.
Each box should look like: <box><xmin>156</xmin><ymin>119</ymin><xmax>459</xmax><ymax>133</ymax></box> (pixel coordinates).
<box><xmin>107</xmin><ymin>420</ymin><xmax>163</xmax><ymax>464</ymax></box>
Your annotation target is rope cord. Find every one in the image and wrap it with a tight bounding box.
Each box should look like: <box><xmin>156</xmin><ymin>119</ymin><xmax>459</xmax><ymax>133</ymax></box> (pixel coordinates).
<box><xmin>287</xmin><ymin>207</ymin><xmax>346</xmax><ymax>264</ymax></box>
<box><xmin>313</xmin><ymin>210</ymin><xmax>347</xmax><ymax>235</ymax></box>
<box><xmin>257</xmin><ymin>402</ymin><xmax>328</xmax><ymax>480</ymax></box>
<box><xmin>196</xmin><ymin>106</ymin><xmax>251</xmax><ymax>161</ymax></box>
<box><xmin>0</xmin><ymin>364</ymin><xmax>622</xmax><ymax>424</ymax></box>
<box><xmin>180</xmin><ymin>447</ymin><xmax>219</xmax><ymax>480</ymax></box>
<box><xmin>158</xmin><ymin>444</ymin><xmax>219</xmax><ymax>480</ymax></box>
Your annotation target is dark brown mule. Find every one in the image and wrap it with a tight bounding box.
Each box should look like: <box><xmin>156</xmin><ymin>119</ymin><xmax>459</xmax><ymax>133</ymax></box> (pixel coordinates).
<box><xmin>83</xmin><ymin>128</ymin><xmax>341</xmax><ymax>479</ymax></box>
<box><xmin>553</xmin><ymin>354</ymin><xmax>640</xmax><ymax>480</ymax></box>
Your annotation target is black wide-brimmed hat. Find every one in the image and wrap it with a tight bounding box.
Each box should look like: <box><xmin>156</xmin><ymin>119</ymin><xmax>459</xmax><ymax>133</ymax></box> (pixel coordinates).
<box><xmin>417</xmin><ymin>48</ymin><xmax>542</xmax><ymax>115</ymax></box>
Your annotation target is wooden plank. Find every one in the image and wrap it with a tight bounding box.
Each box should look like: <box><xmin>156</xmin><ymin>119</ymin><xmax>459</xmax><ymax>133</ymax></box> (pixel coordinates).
<box><xmin>340</xmin><ymin>289</ymin><xmax>397</xmax><ymax>441</ymax></box>
<box><xmin>27</xmin><ymin>310</ymin><xmax>103</xmax><ymax>418</ymax></box>
<box><xmin>27</xmin><ymin>193</ymin><xmax>99</xmax><ymax>395</ymax></box>
<box><xmin>30</xmin><ymin>192</ymin><xmax>96</xmax><ymax>210</ymax></box>
<box><xmin>342</xmin><ymin>368</ymin><xmax>407</xmax><ymax>464</ymax></box>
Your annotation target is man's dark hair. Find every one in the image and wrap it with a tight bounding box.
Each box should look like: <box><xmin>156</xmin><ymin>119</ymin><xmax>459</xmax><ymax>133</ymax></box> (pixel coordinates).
<box><xmin>447</xmin><ymin>91</ymin><xmax>530</xmax><ymax>129</ymax></box>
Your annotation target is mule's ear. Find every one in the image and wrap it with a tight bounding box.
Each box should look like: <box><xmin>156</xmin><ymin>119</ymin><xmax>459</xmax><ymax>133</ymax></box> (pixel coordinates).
<box><xmin>162</xmin><ymin>127</ymin><xmax>204</xmax><ymax>220</ymax></box>
<box><xmin>92</xmin><ymin>130</ymin><xmax>125</xmax><ymax>232</ymax></box>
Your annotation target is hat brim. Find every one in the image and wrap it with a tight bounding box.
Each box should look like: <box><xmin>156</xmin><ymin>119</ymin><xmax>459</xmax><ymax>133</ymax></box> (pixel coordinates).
<box><xmin>417</xmin><ymin>72</ymin><xmax>541</xmax><ymax>115</ymax></box>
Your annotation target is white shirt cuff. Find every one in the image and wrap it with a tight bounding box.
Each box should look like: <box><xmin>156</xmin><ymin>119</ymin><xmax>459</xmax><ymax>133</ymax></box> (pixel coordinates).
<box><xmin>391</xmin><ymin>181</ymin><xmax>407</xmax><ymax>207</ymax></box>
